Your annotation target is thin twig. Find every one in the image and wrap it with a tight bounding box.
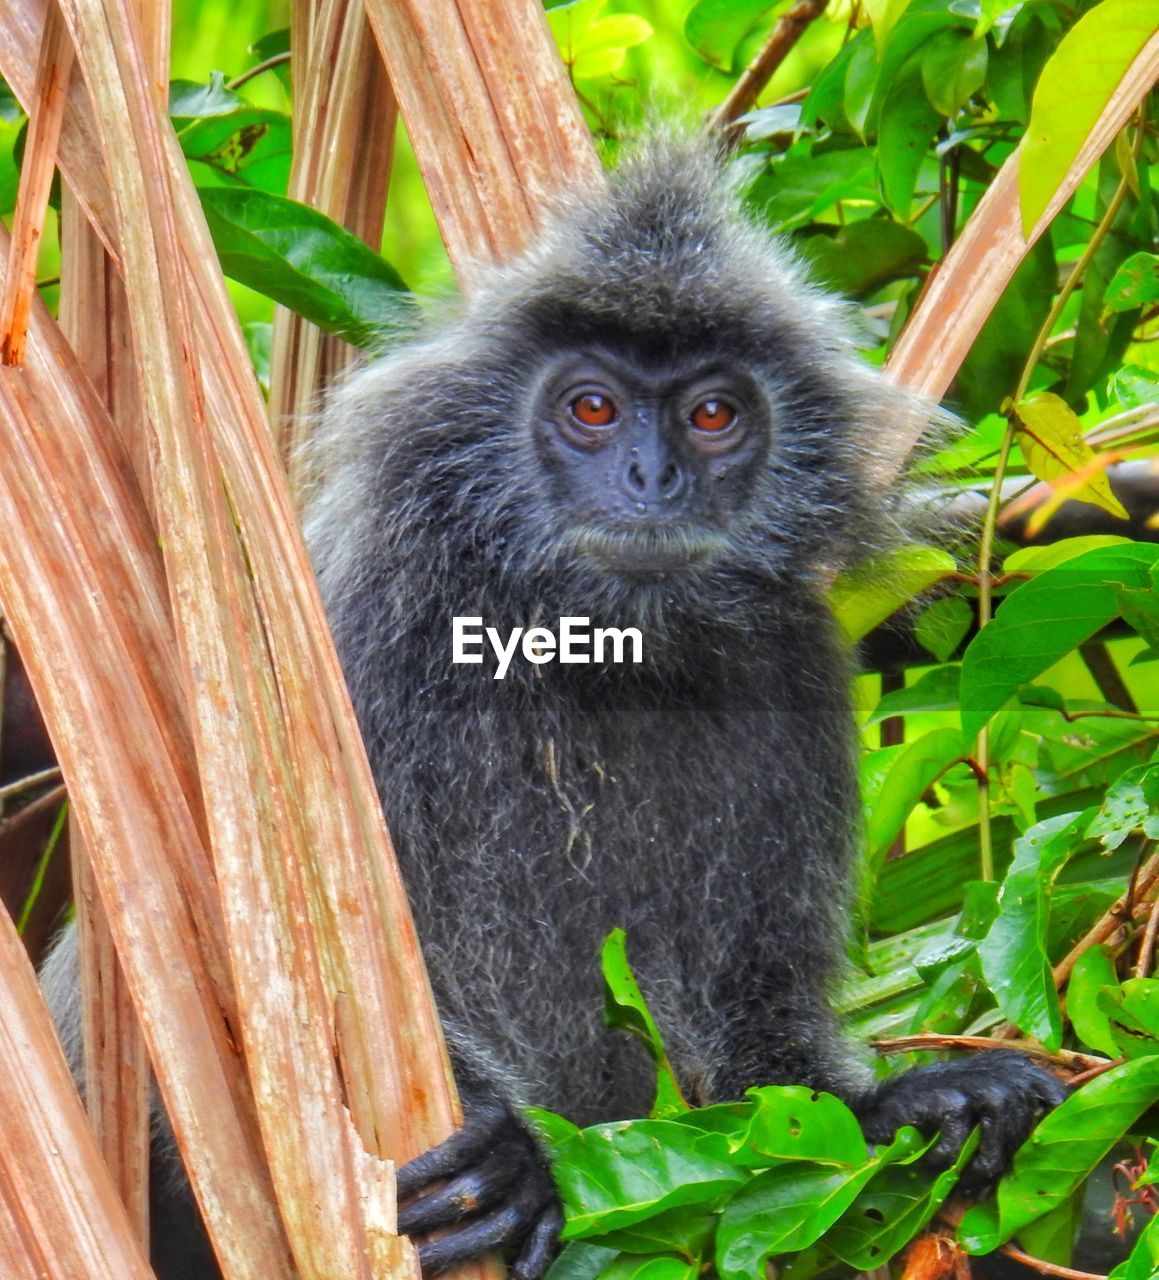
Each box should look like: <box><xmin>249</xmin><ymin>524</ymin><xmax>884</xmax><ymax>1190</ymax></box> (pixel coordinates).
<box><xmin>708</xmin><ymin>0</ymin><xmax>828</xmax><ymax>133</ymax></box>
<box><xmin>1066</xmin><ymin>1059</ymin><xmax>1127</xmax><ymax>1088</ymax></box>
<box><xmin>873</xmin><ymin>1034</ymin><xmax>1106</xmax><ymax>1074</ymax></box>
<box><xmin>0</xmin><ymin>765</ymin><xmax>62</xmax><ymax>806</ymax></box>
<box><xmin>1136</xmin><ymin>898</ymin><xmax>1159</xmax><ymax>978</ymax></box>
<box><xmin>227</xmin><ymin>50</ymin><xmax>291</xmax><ymax>92</ymax></box>
<box><xmin>999</xmin><ymin>1245</ymin><xmax>1106</xmax><ymax>1280</ymax></box>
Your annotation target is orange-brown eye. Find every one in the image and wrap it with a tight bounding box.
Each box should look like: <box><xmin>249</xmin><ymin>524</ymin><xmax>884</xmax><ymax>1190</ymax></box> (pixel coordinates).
<box><xmin>690</xmin><ymin>399</ymin><xmax>736</xmax><ymax>432</ymax></box>
<box><xmin>570</xmin><ymin>392</ymin><xmax>617</xmax><ymax>428</ymax></box>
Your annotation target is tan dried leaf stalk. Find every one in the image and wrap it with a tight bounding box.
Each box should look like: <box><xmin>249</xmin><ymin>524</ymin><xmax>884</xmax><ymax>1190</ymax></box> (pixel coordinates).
<box><xmin>0</xmin><ymin>893</ymin><xmax>155</xmax><ymax>1279</ymax></box>
<box><xmin>268</xmin><ymin>0</ymin><xmax>397</xmax><ymax>483</ymax></box>
<box><xmin>0</xmin><ymin>221</ymin><xmax>292</xmax><ymax>1278</ymax></box>
<box><xmin>361</xmin><ymin>0</ymin><xmax>602</xmax><ymax>280</ymax></box>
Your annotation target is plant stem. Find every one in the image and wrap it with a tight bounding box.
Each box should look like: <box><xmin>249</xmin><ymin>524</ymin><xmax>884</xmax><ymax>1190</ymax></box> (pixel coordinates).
<box><xmin>970</xmin><ymin>110</ymin><xmax>1143</xmax><ymax>882</ymax></box>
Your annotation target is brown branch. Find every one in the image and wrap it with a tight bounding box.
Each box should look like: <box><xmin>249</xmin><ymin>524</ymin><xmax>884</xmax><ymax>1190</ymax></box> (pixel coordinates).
<box><xmin>1054</xmin><ymin>847</ymin><xmax>1159</xmax><ymax>987</ymax></box>
<box><xmin>708</xmin><ymin>0</ymin><xmax>829</xmax><ymax>133</ymax></box>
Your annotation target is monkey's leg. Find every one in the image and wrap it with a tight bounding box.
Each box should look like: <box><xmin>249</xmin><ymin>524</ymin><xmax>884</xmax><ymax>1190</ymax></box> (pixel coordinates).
<box><xmin>396</xmin><ymin>1082</ymin><xmax>562</xmax><ymax>1280</ymax></box>
<box><xmin>856</xmin><ymin>1050</ymin><xmax>1069</xmax><ymax>1192</ymax></box>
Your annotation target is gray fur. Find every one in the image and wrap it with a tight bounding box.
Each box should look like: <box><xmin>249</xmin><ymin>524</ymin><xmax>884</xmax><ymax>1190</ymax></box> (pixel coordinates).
<box><xmin>43</xmin><ymin>135</ymin><xmax>976</xmax><ymax>1276</ymax></box>
<box><xmin>303</xmin><ymin>135</ymin><xmax>929</xmax><ymax>1122</ymax></box>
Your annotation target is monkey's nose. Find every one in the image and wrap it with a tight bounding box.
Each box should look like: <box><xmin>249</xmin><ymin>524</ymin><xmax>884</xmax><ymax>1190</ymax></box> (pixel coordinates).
<box><xmin>622</xmin><ymin>454</ymin><xmax>686</xmax><ymax>505</ymax></box>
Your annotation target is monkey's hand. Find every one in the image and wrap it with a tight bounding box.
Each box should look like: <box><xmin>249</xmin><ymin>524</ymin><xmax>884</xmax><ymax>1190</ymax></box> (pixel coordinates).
<box><xmin>397</xmin><ymin>1087</ymin><xmax>563</xmax><ymax>1280</ymax></box>
<box><xmin>856</xmin><ymin>1051</ymin><xmax>1068</xmax><ymax>1194</ymax></box>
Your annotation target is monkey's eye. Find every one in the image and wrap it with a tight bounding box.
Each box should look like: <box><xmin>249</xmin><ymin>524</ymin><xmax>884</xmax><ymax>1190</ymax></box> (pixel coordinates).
<box><xmin>569</xmin><ymin>392</ymin><xmax>618</xmax><ymax>429</ymax></box>
<box><xmin>689</xmin><ymin>398</ymin><xmax>736</xmax><ymax>432</ymax></box>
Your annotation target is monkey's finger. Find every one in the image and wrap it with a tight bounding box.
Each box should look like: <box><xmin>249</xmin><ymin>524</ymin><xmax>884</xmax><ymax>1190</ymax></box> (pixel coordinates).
<box><xmin>398</xmin><ymin>1142</ymin><xmax>526</xmax><ymax>1234</ymax></box>
<box><xmin>396</xmin><ymin>1099</ymin><xmax>512</xmax><ymax>1198</ymax></box>
<box><xmin>415</xmin><ymin>1181</ymin><xmax>555</xmax><ymax>1277</ymax></box>
<box><xmin>925</xmin><ymin>1095</ymin><xmax>972</xmax><ymax>1167</ymax></box>
<box><xmin>511</xmin><ymin>1203</ymin><xmax>565</xmax><ymax>1280</ymax></box>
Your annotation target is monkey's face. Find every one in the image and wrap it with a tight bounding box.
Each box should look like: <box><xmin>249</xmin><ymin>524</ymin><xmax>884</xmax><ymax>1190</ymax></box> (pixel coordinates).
<box><xmin>530</xmin><ymin>350</ymin><xmax>771</xmax><ymax>575</ymax></box>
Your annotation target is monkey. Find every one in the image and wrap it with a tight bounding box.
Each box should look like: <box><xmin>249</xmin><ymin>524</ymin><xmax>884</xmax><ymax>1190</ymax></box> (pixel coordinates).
<box><xmin>40</xmin><ymin>133</ymin><xmax>1066</xmax><ymax>1280</ymax></box>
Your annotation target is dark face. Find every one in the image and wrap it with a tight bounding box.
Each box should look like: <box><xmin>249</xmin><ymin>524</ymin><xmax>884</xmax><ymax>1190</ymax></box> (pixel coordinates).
<box><xmin>532</xmin><ymin>350</ymin><xmax>771</xmax><ymax>573</ymax></box>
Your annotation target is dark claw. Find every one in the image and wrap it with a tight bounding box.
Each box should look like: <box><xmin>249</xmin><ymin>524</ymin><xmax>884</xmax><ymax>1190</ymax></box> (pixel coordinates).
<box><xmin>858</xmin><ymin>1051</ymin><xmax>1068</xmax><ymax>1194</ymax></box>
<box><xmin>397</xmin><ymin>1089</ymin><xmax>562</xmax><ymax>1277</ymax></box>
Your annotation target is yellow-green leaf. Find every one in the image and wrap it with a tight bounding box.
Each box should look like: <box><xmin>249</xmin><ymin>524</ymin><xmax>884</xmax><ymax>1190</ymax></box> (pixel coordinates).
<box><xmin>1018</xmin><ymin>0</ymin><xmax>1159</xmax><ymax>236</ymax></box>
<box><xmin>1010</xmin><ymin>392</ymin><xmax>1129</xmax><ymax>534</ymax></box>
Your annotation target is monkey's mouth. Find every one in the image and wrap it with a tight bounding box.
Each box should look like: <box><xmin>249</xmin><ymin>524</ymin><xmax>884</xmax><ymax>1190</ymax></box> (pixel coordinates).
<box><xmin>567</xmin><ymin>523</ymin><xmax>728</xmax><ymax>572</ymax></box>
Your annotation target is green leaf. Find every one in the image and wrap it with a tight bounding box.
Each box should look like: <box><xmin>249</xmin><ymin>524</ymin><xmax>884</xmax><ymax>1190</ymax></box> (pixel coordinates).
<box><xmin>594</xmin><ymin>1206</ymin><xmax>717</xmax><ymax>1258</ymax></box>
<box><xmin>550</xmin><ymin>4</ymin><xmax>652</xmax><ymax>79</ymax></box>
<box><xmin>959</xmin><ymin>1056</ymin><xmax>1159</xmax><ymax>1252</ymax></box>
<box><xmin>959</xmin><ymin>543</ymin><xmax>1159</xmax><ymax>740</ymax></box>
<box><xmin>796</xmin><ymin>219</ymin><xmax>927</xmax><ymax>297</ymax></box>
<box><xmin>1099</xmin><ymin>978</ymin><xmax>1159</xmax><ymax>1058</ymax></box>
<box><xmin>1086</xmin><ymin>764</ymin><xmax>1159</xmax><ymax>850</ymax></box>
<box><xmin>1011</xmin><ymin>392</ymin><xmax>1129</xmax><ymax>530</ymax></box>
<box><xmin>169</xmin><ymin>71</ymin><xmax>245</xmax><ymax>119</ymax></box>
<box><xmin>198</xmin><ymin>186</ymin><xmax>413</xmax><ymax>347</ymax></box>
<box><xmin>1019</xmin><ymin>0</ymin><xmax>1159</xmax><ymax>236</ymax></box>
<box><xmin>1104</xmin><ymin>252</ymin><xmax>1159</xmax><ymax>314</ymax></box>
<box><xmin>601</xmin><ymin>930</ymin><xmax>688</xmax><ymax>1117</ymax></box>
<box><xmin>683</xmin><ymin>0</ymin><xmax>775</xmax><ymax>72</ymax></box>
<box><xmin>546</xmin><ymin>1242</ymin><xmax>621</xmax><ymax>1280</ymax></box>
<box><xmin>181</xmin><ymin>107</ymin><xmax>292</xmax><ymax>193</ymax></box>
<box><xmin>863</xmin><ymin>0</ymin><xmax>918</xmax><ymax>53</ymax></box>
<box><xmin>1118</xmin><ymin>584</ymin><xmax>1159</xmax><ymax>649</ymax></box>
<box><xmin>876</xmin><ymin>56</ymin><xmax>941</xmax><ymax>216</ymax></box>
<box><xmin>670</xmin><ymin>1101</ymin><xmax>753</xmax><ymax>1140</ymax></box>
<box><xmin>977</xmin><ymin>813</ymin><xmax>1085</xmax><ymax>1048</ymax></box>
<box><xmin>597</xmin><ymin>1255</ymin><xmax>699</xmax><ymax>1280</ymax></box>
<box><xmin>1016</xmin><ymin>1193</ymin><xmax>1083</xmax><ymax>1268</ymax></box>
<box><xmin>825</xmin><ymin>1131</ymin><xmax>979</xmax><ymax>1269</ymax></box>
<box><xmin>556</xmin><ymin>1121</ymin><xmax>746</xmax><ymax>1238</ymax></box>
<box><xmin>914</xmin><ymin>597</ymin><xmax>973</xmax><ymax>663</ymax></box>
<box><xmin>866</xmin><ymin>665</ymin><xmax>961</xmax><ymax>725</ymax></box>
<box><xmin>1110</xmin><ymin>365</ymin><xmax>1159</xmax><ymax>411</ymax></box>
<box><xmin>747</xmin><ymin>147</ymin><xmax>877</xmax><ymax>234</ymax></box>
<box><xmin>1004</xmin><ymin>535</ymin><xmax>1132</xmax><ymax>574</ymax></box>
<box><xmin>739</xmin><ymin>1087</ymin><xmax>867</xmax><ymax>1166</ymax></box>
<box><xmin>526</xmin><ymin>1107</ymin><xmax>582</xmax><ymax>1155</ymax></box>
<box><xmin>1067</xmin><ymin>945</ymin><xmax>1121</xmax><ymax>1058</ymax></box>
<box><xmin>715</xmin><ymin>1129</ymin><xmax>927</xmax><ymax>1279</ymax></box>
<box><xmin>866</xmin><ymin>727</ymin><xmax>965</xmax><ymax>855</ymax></box>
<box><xmin>829</xmin><ymin>545</ymin><xmax>957</xmax><ymax>643</ymax></box>
<box><xmin>920</xmin><ymin>32</ymin><xmax>987</xmax><ymax>116</ymax></box>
